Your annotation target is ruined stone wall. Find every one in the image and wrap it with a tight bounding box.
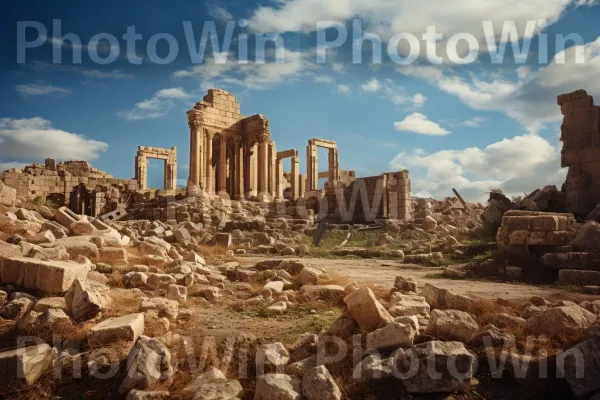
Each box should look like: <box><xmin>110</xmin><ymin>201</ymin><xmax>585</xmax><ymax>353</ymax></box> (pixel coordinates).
<box><xmin>0</xmin><ymin>160</ymin><xmax>138</xmax><ymax>216</ymax></box>
<box><xmin>558</xmin><ymin>89</ymin><xmax>600</xmax><ymax>217</ymax></box>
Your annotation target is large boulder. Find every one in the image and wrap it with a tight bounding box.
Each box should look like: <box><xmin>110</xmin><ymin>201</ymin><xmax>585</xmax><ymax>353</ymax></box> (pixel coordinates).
<box><xmin>569</xmin><ymin>221</ymin><xmax>600</xmax><ymax>252</ymax></box>
<box><xmin>65</xmin><ymin>278</ymin><xmax>111</xmax><ymax>321</ymax></box>
<box><xmin>396</xmin><ymin>341</ymin><xmax>477</xmax><ymax>393</ymax></box>
<box><xmin>343</xmin><ymin>287</ymin><xmax>393</xmax><ymax>332</ymax></box>
<box><xmin>119</xmin><ymin>336</ymin><xmax>174</xmax><ymax>394</ymax></box>
<box><xmin>426</xmin><ymin>309</ymin><xmax>479</xmax><ymax>342</ymax></box>
<box><xmin>558</xmin><ymin>337</ymin><xmax>600</xmax><ymax>397</ymax></box>
<box><xmin>525</xmin><ymin>305</ymin><xmax>596</xmax><ymax>337</ymax></box>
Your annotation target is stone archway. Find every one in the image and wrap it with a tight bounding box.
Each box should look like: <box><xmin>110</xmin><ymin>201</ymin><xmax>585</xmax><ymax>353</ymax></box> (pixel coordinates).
<box><xmin>306</xmin><ymin>138</ymin><xmax>339</xmax><ymax>192</ymax></box>
<box><xmin>135</xmin><ymin>146</ymin><xmax>177</xmax><ymax>190</ymax></box>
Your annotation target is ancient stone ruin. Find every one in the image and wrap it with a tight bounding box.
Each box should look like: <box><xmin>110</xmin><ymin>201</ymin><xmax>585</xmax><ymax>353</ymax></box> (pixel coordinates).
<box><xmin>135</xmin><ymin>146</ymin><xmax>177</xmax><ymax>191</ymax></box>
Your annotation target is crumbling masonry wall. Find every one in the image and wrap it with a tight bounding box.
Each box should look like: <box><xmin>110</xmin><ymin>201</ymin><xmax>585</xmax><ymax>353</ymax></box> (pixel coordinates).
<box><xmin>558</xmin><ymin>89</ymin><xmax>600</xmax><ymax>217</ymax></box>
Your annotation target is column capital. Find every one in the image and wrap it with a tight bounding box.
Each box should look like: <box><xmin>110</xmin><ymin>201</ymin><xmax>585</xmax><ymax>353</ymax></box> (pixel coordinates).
<box><xmin>188</xmin><ymin>119</ymin><xmax>202</xmax><ymax>131</ymax></box>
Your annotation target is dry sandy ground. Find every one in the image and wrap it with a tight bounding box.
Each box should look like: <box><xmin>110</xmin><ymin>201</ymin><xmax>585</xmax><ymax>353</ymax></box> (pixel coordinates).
<box><xmin>241</xmin><ymin>256</ymin><xmax>570</xmax><ymax>301</ymax></box>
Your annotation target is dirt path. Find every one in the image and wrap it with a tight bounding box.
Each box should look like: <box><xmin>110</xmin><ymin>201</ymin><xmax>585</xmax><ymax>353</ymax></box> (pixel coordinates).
<box><xmin>241</xmin><ymin>256</ymin><xmax>570</xmax><ymax>301</ymax></box>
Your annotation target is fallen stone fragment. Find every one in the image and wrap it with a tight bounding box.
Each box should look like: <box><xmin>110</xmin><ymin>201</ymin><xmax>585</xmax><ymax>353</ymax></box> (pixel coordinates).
<box><xmin>396</xmin><ymin>341</ymin><xmax>476</xmax><ymax>393</ymax></box>
<box><xmin>119</xmin><ymin>336</ymin><xmax>174</xmax><ymax>394</ymax></box>
<box><xmin>366</xmin><ymin>322</ymin><xmax>415</xmax><ymax>350</ymax></box>
<box><xmin>183</xmin><ymin>367</ymin><xmax>243</xmax><ymax>399</ymax></box>
<box><xmin>426</xmin><ymin>309</ymin><xmax>479</xmax><ymax>342</ymax></box>
<box><xmin>301</xmin><ymin>365</ymin><xmax>342</xmax><ymax>400</ymax></box>
<box><xmin>140</xmin><ymin>297</ymin><xmax>179</xmax><ymax>320</ymax></box>
<box><xmin>328</xmin><ymin>315</ymin><xmax>357</xmax><ymax>339</ymax></box>
<box><xmin>0</xmin><ymin>297</ymin><xmax>34</xmax><ymax>320</ymax></box>
<box><xmin>70</xmin><ymin>220</ymin><xmax>96</xmax><ymax>236</ymax></box>
<box><xmin>387</xmin><ymin>293</ymin><xmax>430</xmax><ymax>317</ymax></box>
<box><xmin>0</xmin><ymin>344</ymin><xmax>57</xmax><ymax>390</ymax></box>
<box><xmin>87</xmin><ymin>313</ymin><xmax>145</xmax><ymax>346</ymax></box>
<box><xmin>126</xmin><ymin>390</ymin><xmax>170</xmax><ymax>400</ymax></box>
<box><xmin>525</xmin><ymin>305</ymin><xmax>596</xmax><ymax>337</ymax></box>
<box><xmin>254</xmin><ymin>374</ymin><xmax>301</xmax><ymax>400</ymax></box>
<box><xmin>65</xmin><ymin>278</ymin><xmax>112</xmax><ymax>321</ymax></box>
<box><xmin>256</xmin><ymin>342</ymin><xmax>290</xmax><ymax>371</ymax></box>
<box><xmin>343</xmin><ymin>287</ymin><xmax>393</xmax><ymax>332</ymax></box>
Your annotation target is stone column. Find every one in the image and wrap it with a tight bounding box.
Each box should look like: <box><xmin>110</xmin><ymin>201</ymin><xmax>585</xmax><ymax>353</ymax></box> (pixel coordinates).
<box><xmin>276</xmin><ymin>158</ymin><xmax>284</xmax><ymax>200</ymax></box>
<box><xmin>235</xmin><ymin>138</ymin><xmax>244</xmax><ymax>200</ymax></box>
<box><xmin>299</xmin><ymin>174</ymin><xmax>306</xmax><ymax>198</ymax></box>
<box><xmin>269</xmin><ymin>143</ymin><xmax>277</xmax><ymax>198</ymax></box>
<box><xmin>218</xmin><ymin>134</ymin><xmax>228</xmax><ymax>197</ymax></box>
<box><xmin>205</xmin><ymin>131</ymin><xmax>214</xmax><ymax>195</ymax></box>
<box><xmin>165</xmin><ymin>148</ymin><xmax>177</xmax><ymax>191</ymax></box>
<box><xmin>249</xmin><ymin>143</ymin><xmax>258</xmax><ymax>197</ymax></box>
<box><xmin>306</xmin><ymin>143</ymin><xmax>318</xmax><ymax>191</ymax></box>
<box><xmin>189</xmin><ymin>122</ymin><xmax>197</xmax><ymax>185</ymax></box>
<box><xmin>135</xmin><ymin>154</ymin><xmax>147</xmax><ymax>190</ymax></box>
<box><xmin>328</xmin><ymin>148</ymin><xmax>339</xmax><ymax>183</ymax></box>
<box><xmin>258</xmin><ymin>141</ymin><xmax>269</xmax><ymax>199</ymax></box>
<box><xmin>291</xmin><ymin>156</ymin><xmax>300</xmax><ymax>200</ymax></box>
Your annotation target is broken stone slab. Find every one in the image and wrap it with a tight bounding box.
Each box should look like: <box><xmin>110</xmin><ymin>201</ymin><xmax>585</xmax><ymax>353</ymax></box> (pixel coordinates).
<box><xmin>0</xmin><ymin>181</ymin><xmax>16</xmax><ymax>207</ymax></box>
<box><xmin>421</xmin><ymin>283</ymin><xmax>478</xmax><ymax>312</ymax></box>
<box><xmin>0</xmin><ymin>256</ymin><xmax>91</xmax><ymax>294</ymax></box>
<box><xmin>387</xmin><ymin>293</ymin><xmax>430</xmax><ymax>317</ymax></box>
<box><xmin>254</xmin><ymin>373</ymin><xmax>301</xmax><ymax>400</ymax></box>
<box><xmin>70</xmin><ymin>219</ymin><xmax>96</xmax><ymax>236</ymax></box>
<box><xmin>569</xmin><ymin>221</ymin><xmax>600</xmax><ymax>252</ymax></box>
<box><xmin>166</xmin><ymin>284</ymin><xmax>187</xmax><ymax>301</ymax></box>
<box><xmin>140</xmin><ymin>297</ymin><xmax>179</xmax><ymax>320</ymax></box>
<box><xmin>396</xmin><ymin>341</ymin><xmax>477</xmax><ymax>393</ymax></box>
<box><xmin>295</xmin><ymin>267</ymin><xmax>322</xmax><ymax>286</ymax></box>
<box><xmin>328</xmin><ymin>315</ymin><xmax>357</xmax><ymax>339</ymax></box>
<box><xmin>54</xmin><ymin>206</ymin><xmax>79</xmax><ymax>228</ymax></box>
<box><xmin>300</xmin><ymin>285</ymin><xmax>345</xmax><ymax>302</ymax></box>
<box><xmin>33</xmin><ymin>297</ymin><xmax>67</xmax><ymax>313</ymax></box>
<box><xmin>343</xmin><ymin>287</ymin><xmax>393</xmax><ymax>332</ymax></box>
<box><xmin>542</xmin><ymin>252</ymin><xmax>600</xmax><ymax>271</ymax></box>
<box><xmin>558</xmin><ymin>269</ymin><xmax>600</xmax><ymax>286</ymax></box>
<box><xmin>301</xmin><ymin>365</ymin><xmax>342</xmax><ymax>400</ymax></box>
<box><xmin>426</xmin><ymin>309</ymin><xmax>479</xmax><ymax>342</ymax></box>
<box><xmin>29</xmin><ymin>230</ymin><xmax>56</xmax><ymax>244</ymax></box>
<box><xmin>87</xmin><ymin>313</ymin><xmax>145</xmax><ymax>346</ymax></box>
<box><xmin>366</xmin><ymin>322</ymin><xmax>416</xmax><ymax>350</ymax></box>
<box><xmin>394</xmin><ymin>276</ymin><xmax>418</xmax><ymax>292</ymax></box>
<box><xmin>18</xmin><ymin>308</ymin><xmax>71</xmax><ymax>332</ymax></box>
<box><xmin>65</xmin><ymin>278</ymin><xmax>112</xmax><ymax>321</ymax></box>
<box><xmin>98</xmin><ymin>247</ymin><xmax>129</xmax><ymax>264</ymax></box>
<box><xmin>119</xmin><ymin>336</ymin><xmax>174</xmax><ymax>394</ymax></box>
<box><xmin>256</xmin><ymin>342</ymin><xmax>290</xmax><ymax>370</ymax></box>
<box><xmin>215</xmin><ymin>233</ymin><xmax>232</xmax><ymax>247</ymax></box>
<box><xmin>0</xmin><ymin>297</ymin><xmax>34</xmax><ymax>320</ymax></box>
<box><xmin>0</xmin><ymin>344</ymin><xmax>57</xmax><ymax>391</ymax></box>
<box><xmin>525</xmin><ymin>305</ymin><xmax>596</xmax><ymax>337</ymax></box>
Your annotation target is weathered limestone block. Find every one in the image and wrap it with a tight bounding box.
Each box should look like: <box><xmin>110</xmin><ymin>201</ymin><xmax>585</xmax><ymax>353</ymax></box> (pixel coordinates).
<box><xmin>366</xmin><ymin>321</ymin><xmax>415</xmax><ymax>350</ymax></box>
<box><xmin>87</xmin><ymin>313</ymin><xmax>145</xmax><ymax>346</ymax></box>
<box><xmin>70</xmin><ymin>220</ymin><xmax>96</xmax><ymax>236</ymax></box>
<box><xmin>256</xmin><ymin>342</ymin><xmax>290</xmax><ymax>369</ymax></box>
<box><xmin>426</xmin><ymin>309</ymin><xmax>479</xmax><ymax>342</ymax></box>
<box><xmin>0</xmin><ymin>257</ymin><xmax>91</xmax><ymax>294</ymax></box>
<box><xmin>29</xmin><ymin>230</ymin><xmax>56</xmax><ymax>244</ymax></box>
<box><xmin>525</xmin><ymin>305</ymin><xmax>596</xmax><ymax>336</ymax></box>
<box><xmin>558</xmin><ymin>337</ymin><xmax>600</xmax><ymax>397</ymax></box>
<box><xmin>570</xmin><ymin>221</ymin><xmax>600</xmax><ymax>252</ymax></box>
<box><xmin>119</xmin><ymin>336</ymin><xmax>174</xmax><ymax>394</ymax></box>
<box><xmin>140</xmin><ymin>297</ymin><xmax>179</xmax><ymax>320</ymax></box>
<box><xmin>182</xmin><ymin>367</ymin><xmax>243</xmax><ymax>399</ymax></box>
<box><xmin>295</xmin><ymin>267</ymin><xmax>322</xmax><ymax>286</ymax></box>
<box><xmin>33</xmin><ymin>297</ymin><xmax>67</xmax><ymax>312</ymax></box>
<box><xmin>18</xmin><ymin>308</ymin><xmax>71</xmax><ymax>332</ymax></box>
<box><xmin>215</xmin><ymin>233</ymin><xmax>232</xmax><ymax>247</ymax></box>
<box><xmin>388</xmin><ymin>293</ymin><xmax>430</xmax><ymax>317</ymax></box>
<box><xmin>254</xmin><ymin>374</ymin><xmax>301</xmax><ymax>400</ymax></box>
<box><xmin>343</xmin><ymin>287</ymin><xmax>393</xmax><ymax>332</ymax></box>
<box><xmin>98</xmin><ymin>247</ymin><xmax>129</xmax><ymax>264</ymax></box>
<box><xmin>0</xmin><ymin>182</ymin><xmax>16</xmax><ymax>206</ymax></box>
<box><xmin>301</xmin><ymin>366</ymin><xmax>342</xmax><ymax>400</ymax></box>
<box><xmin>65</xmin><ymin>278</ymin><xmax>112</xmax><ymax>321</ymax></box>
<box><xmin>0</xmin><ymin>344</ymin><xmax>57</xmax><ymax>390</ymax></box>
<box><xmin>0</xmin><ymin>297</ymin><xmax>34</xmax><ymax>320</ymax></box>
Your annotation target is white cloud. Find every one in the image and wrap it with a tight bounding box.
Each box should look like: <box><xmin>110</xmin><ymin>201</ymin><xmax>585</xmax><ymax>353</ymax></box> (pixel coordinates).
<box><xmin>361</xmin><ymin>78</ymin><xmax>381</xmax><ymax>92</ymax></box>
<box><xmin>461</xmin><ymin>116</ymin><xmax>486</xmax><ymax>127</ymax></box>
<box><xmin>332</xmin><ymin>62</ymin><xmax>344</xmax><ymax>73</ymax></box>
<box><xmin>390</xmin><ymin>134</ymin><xmax>566</xmax><ymax>201</ymax></box>
<box><xmin>31</xmin><ymin>61</ymin><xmax>134</xmax><ymax>80</ymax></box>
<box><xmin>394</xmin><ymin>113</ymin><xmax>450</xmax><ymax>136</ymax></box>
<box><xmin>15</xmin><ymin>83</ymin><xmax>70</xmax><ymax>96</ymax></box>
<box><xmin>337</xmin><ymin>84</ymin><xmax>352</xmax><ymax>95</ymax></box>
<box><xmin>174</xmin><ymin>49</ymin><xmax>314</xmax><ymax>91</ymax></box>
<box><xmin>206</xmin><ymin>4</ymin><xmax>233</xmax><ymax>21</ymax></box>
<box><xmin>313</xmin><ymin>75</ymin><xmax>335</xmax><ymax>84</ymax></box>
<box><xmin>401</xmin><ymin>37</ymin><xmax>600</xmax><ymax>133</ymax></box>
<box><xmin>0</xmin><ymin>118</ymin><xmax>108</xmax><ymax>161</ymax></box>
<box><xmin>119</xmin><ymin>87</ymin><xmax>192</xmax><ymax>120</ymax></box>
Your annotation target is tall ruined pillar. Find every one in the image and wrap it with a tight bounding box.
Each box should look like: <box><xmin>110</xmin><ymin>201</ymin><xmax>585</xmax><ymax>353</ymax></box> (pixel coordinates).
<box><xmin>218</xmin><ymin>134</ymin><xmax>228</xmax><ymax>197</ymax></box>
<box><xmin>291</xmin><ymin>156</ymin><xmax>300</xmax><ymax>200</ymax></box>
<box><xmin>235</xmin><ymin>138</ymin><xmax>244</xmax><ymax>200</ymax></box>
<box><xmin>165</xmin><ymin>147</ymin><xmax>177</xmax><ymax>191</ymax></box>
<box><xmin>205</xmin><ymin>132</ymin><xmax>214</xmax><ymax>195</ymax></box>
<box><xmin>249</xmin><ymin>143</ymin><xmax>258</xmax><ymax>197</ymax></box>
<box><xmin>258</xmin><ymin>141</ymin><xmax>269</xmax><ymax>199</ymax></box>
<box><xmin>306</xmin><ymin>143</ymin><xmax>318</xmax><ymax>191</ymax></box>
<box><xmin>188</xmin><ymin>121</ymin><xmax>202</xmax><ymax>187</ymax></box>
<box><xmin>329</xmin><ymin>148</ymin><xmax>339</xmax><ymax>183</ymax></box>
<box><xmin>276</xmin><ymin>158</ymin><xmax>284</xmax><ymax>200</ymax></box>
<box><xmin>299</xmin><ymin>174</ymin><xmax>306</xmax><ymax>198</ymax></box>
<box><xmin>135</xmin><ymin>152</ymin><xmax>147</xmax><ymax>190</ymax></box>
<box><xmin>269</xmin><ymin>143</ymin><xmax>277</xmax><ymax>198</ymax></box>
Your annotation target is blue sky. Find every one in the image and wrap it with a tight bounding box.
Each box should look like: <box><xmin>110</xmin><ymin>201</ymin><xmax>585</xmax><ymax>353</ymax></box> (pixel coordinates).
<box><xmin>2</xmin><ymin>0</ymin><xmax>600</xmax><ymax>200</ymax></box>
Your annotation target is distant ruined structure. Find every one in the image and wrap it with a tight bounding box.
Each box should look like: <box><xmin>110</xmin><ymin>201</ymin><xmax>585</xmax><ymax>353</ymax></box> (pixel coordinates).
<box><xmin>558</xmin><ymin>89</ymin><xmax>600</xmax><ymax>217</ymax></box>
<box><xmin>0</xmin><ymin>88</ymin><xmax>414</xmax><ymax>223</ymax></box>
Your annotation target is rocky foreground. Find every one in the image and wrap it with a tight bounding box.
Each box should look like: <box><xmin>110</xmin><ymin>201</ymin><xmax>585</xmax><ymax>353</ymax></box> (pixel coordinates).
<box><xmin>0</xmin><ymin>188</ymin><xmax>599</xmax><ymax>399</ymax></box>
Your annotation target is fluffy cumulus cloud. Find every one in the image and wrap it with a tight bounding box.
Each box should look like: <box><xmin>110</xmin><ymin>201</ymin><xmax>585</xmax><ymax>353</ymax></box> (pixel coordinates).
<box><xmin>119</xmin><ymin>87</ymin><xmax>191</xmax><ymax>120</ymax></box>
<box><xmin>0</xmin><ymin>118</ymin><xmax>108</xmax><ymax>161</ymax></box>
<box><xmin>247</xmin><ymin>0</ymin><xmax>590</xmax><ymax>41</ymax></box>
<box><xmin>360</xmin><ymin>78</ymin><xmax>426</xmax><ymax>110</ymax></box>
<box><xmin>174</xmin><ymin>49</ymin><xmax>315</xmax><ymax>91</ymax></box>
<box><xmin>390</xmin><ymin>134</ymin><xmax>566</xmax><ymax>201</ymax></box>
<box><xmin>15</xmin><ymin>83</ymin><xmax>70</xmax><ymax>96</ymax></box>
<box><xmin>337</xmin><ymin>84</ymin><xmax>352</xmax><ymax>95</ymax></box>
<box><xmin>401</xmin><ymin>37</ymin><xmax>600</xmax><ymax>133</ymax></box>
<box><xmin>394</xmin><ymin>113</ymin><xmax>450</xmax><ymax>136</ymax></box>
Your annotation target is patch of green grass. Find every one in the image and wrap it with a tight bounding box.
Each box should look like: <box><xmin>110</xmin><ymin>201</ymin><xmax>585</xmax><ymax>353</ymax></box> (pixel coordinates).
<box><xmin>28</xmin><ymin>196</ymin><xmax>57</xmax><ymax>208</ymax></box>
<box><xmin>470</xmin><ymin>249</ymin><xmax>494</xmax><ymax>263</ymax></box>
<box><xmin>423</xmin><ymin>272</ymin><xmax>446</xmax><ymax>279</ymax></box>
